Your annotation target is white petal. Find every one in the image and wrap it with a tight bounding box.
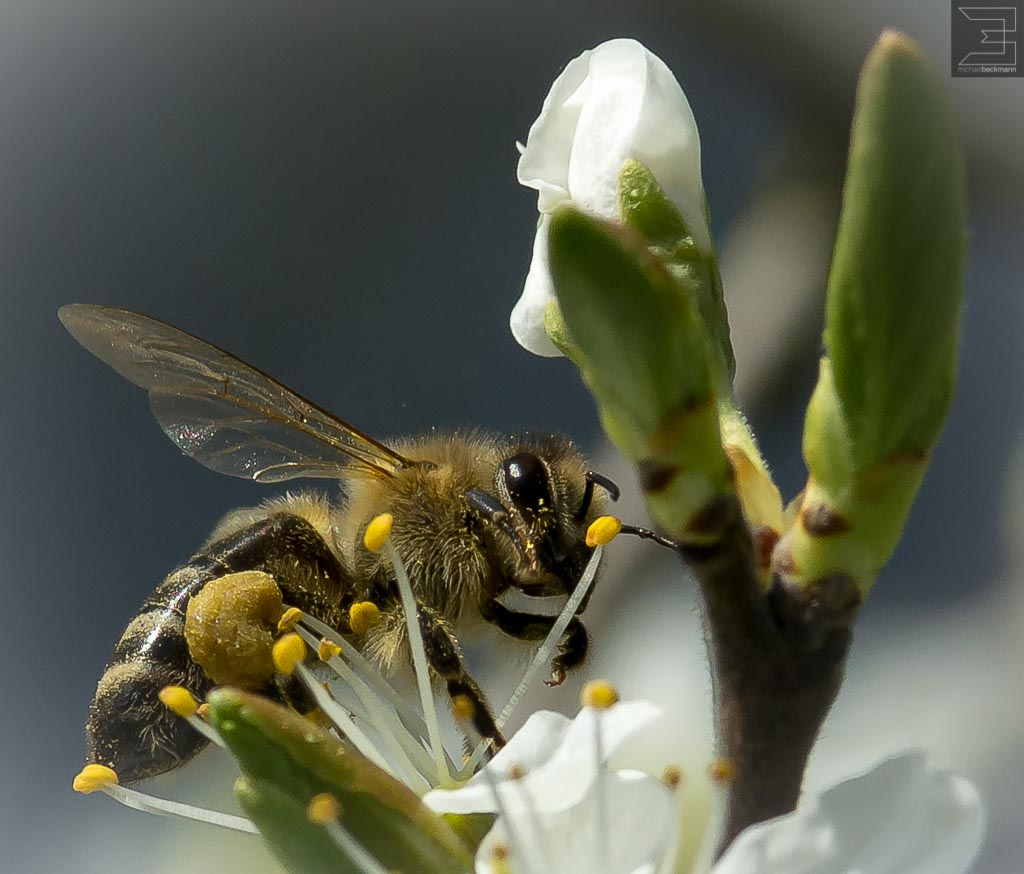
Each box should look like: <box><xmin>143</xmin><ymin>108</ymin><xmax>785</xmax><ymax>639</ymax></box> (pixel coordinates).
<box><xmin>510</xmin><ymin>214</ymin><xmax>561</xmax><ymax>357</ymax></box>
<box><xmin>713</xmin><ymin>752</ymin><xmax>985</xmax><ymax>874</ymax></box>
<box><xmin>475</xmin><ymin>770</ymin><xmax>675</xmax><ymax>874</ymax></box>
<box><xmin>517</xmin><ymin>48</ymin><xmax>593</xmax><ymax>211</ymax></box>
<box><xmin>424</xmin><ymin>702</ymin><xmax>662</xmax><ymax>816</ymax></box>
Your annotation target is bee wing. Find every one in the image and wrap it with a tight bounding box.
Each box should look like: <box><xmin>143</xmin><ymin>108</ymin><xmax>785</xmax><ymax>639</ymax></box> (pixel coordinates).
<box><xmin>59</xmin><ymin>304</ymin><xmax>414</xmax><ymax>483</ymax></box>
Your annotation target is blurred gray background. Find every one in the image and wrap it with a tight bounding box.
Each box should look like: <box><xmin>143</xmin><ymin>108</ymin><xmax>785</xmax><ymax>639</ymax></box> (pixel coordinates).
<box><xmin>2</xmin><ymin>1</ymin><xmax>1021</xmax><ymax>872</ymax></box>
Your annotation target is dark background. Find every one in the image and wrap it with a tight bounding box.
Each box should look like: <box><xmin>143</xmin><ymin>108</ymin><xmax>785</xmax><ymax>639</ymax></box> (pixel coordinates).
<box><xmin>2</xmin><ymin>2</ymin><xmax>1021</xmax><ymax>872</ymax></box>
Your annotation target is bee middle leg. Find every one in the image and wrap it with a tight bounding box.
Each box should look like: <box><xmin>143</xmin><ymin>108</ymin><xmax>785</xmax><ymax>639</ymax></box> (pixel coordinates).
<box><xmin>413</xmin><ymin>603</ymin><xmax>506</xmax><ymax>750</ymax></box>
<box><xmin>481</xmin><ymin>600</ymin><xmax>589</xmax><ymax>687</ymax></box>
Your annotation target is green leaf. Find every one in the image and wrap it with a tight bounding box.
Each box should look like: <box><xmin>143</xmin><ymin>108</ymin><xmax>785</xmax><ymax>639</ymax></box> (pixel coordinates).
<box><xmin>618</xmin><ymin>159</ymin><xmax>734</xmax><ymax>384</ymax></box>
<box><xmin>547</xmin><ymin>206</ymin><xmax>733</xmax><ymax>539</ymax></box>
<box><xmin>823</xmin><ymin>30</ymin><xmax>965</xmax><ymax>472</ymax></box>
<box><xmin>208</xmin><ymin>688</ymin><xmax>472</xmax><ymax>874</ymax></box>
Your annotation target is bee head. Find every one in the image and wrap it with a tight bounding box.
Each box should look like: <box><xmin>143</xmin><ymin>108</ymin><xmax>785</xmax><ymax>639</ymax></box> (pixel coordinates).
<box><xmin>466</xmin><ymin>435</ymin><xmax>619</xmax><ymax>595</ymax></box>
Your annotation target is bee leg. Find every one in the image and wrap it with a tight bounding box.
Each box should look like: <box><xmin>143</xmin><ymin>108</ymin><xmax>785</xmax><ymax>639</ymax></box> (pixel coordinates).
<box><xmin>480</xmin><ymin>600</ymin><xmax>589</xmax><ymax>687</ymax></box>
<box><xmin>414</xmin><ymin>603</ymin><xmax>507</xmax><ymax>750</ymax></box>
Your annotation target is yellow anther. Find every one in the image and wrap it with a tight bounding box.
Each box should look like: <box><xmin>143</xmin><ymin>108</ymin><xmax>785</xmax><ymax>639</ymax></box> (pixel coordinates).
<box><xmin>363</xmin><ymin>513</ymin><xmax>394</xmax><ymax>552</ymax></box>
<box><xmin>490</xmin><ymin>843</ymin><xmax>512</xmax><ymax>874</ymax></box>
<box><xmin>586</xmin><ymin>515</ymin><xmax>622</xmax><ymax>548</ymax></box>
<box><xmin>277</xmin><ymin>606</ymin><xmax>303</xmax><ymax>634</ymax></box>
<box><xmin>708</xmin><ymin>757</ymin><xmax>736</xmax><ymax>784</ymax></box>
<box><xmin>663</xmin><ymin>765</ymin><xmax>684</xmax><ymax>789</ymax></box>
<box><xmin>305</xmin><ymin>708</ymin><xmax>332</xmax><ymax>729</ymax></box>
<box><xmin>272</xmin><ymin>633</ymin><xmax>307</xmax><ymax>675</ymax></box>
<box><xmin>72</xmin><ymin>763</ymin><xmax>119</xmax><ymax>794</ymax></box>
<box><xmin>317</xmin><ymin>638</ymin><xmax>342</xmax><ymax>661</ymax></box>
<box><xmin>451</xmin><ymin>694</ymin><xmax>476</xmax><ymax>722</ymax></box>
<box><xmin>580</xmin><ymin>679</ymin><xmax>620</xmax><ymax>710</ymax></box>
<box><xmin>349</xmin><ymin>601</ymin><xmax>383</xmax><ymax>635</ymax></box>
<box><xmin>505</xmin><ymin>763</ymin><xmax>526</xmax><ymax>781</ymax></box>
<box><xmin>196</xmin><ymin>703</ymin><xmax>211</xmax><ymax>722</ymax></box>
<box><xmin>307</xmin><ymin>792</ymin><xmax>343</xmax><ymax>825</ymax></box>
<box><xmin>158</xmin><ymin>685</ymin><xmax>199</xmax><ymax>718</ymax></box>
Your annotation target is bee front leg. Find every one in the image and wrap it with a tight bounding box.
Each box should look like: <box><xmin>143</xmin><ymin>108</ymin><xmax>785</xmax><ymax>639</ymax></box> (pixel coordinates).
<box><xmin>480</xmin><ymin>600</ymin><xmax>589</xmax><ymax>687</ymax></box>
<box><xmin>413</xmin><ymin>604</ymin><xmax>506</xmax><ymax>751</ymax></box>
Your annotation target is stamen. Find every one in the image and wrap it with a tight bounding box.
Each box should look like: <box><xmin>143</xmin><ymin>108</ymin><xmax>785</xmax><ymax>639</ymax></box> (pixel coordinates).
<box><xmin>307</xmin><ymin>792</ymin><xmax>343</xmax><ymax>825</ymax></box>
<box><xmin>296</xmin><ymin>626</ymin><xmax>432</xmax><ymax>792</ymax></box>
<box><xmin>580</xmin><ymin>679</ymin><xmax>620</xmax><ymax>710</ymax></box>
<box><xmin>158</xmin><ymin>686</ymin><xmax>225</xmax><ymax>749</ymax></box>
<box><xmin>655</xmin><ymin>766</ymin><xmax>686</xmax><ymax>874</ymax></box>
<box><xmin>589</xmin><ymin>695</ymin><xmax>610</xmax><ymax>869</ymax></box>
<box><xmin>306</xmin><ymin>787</ymin><xmax>390</xmax><ymax>874</ymax></box>
<box><xmin>73</xmin><ymin>764</ymin><xmax>118</xmax><ymax>794</ymax></box>
<box><xmin>482</xmin><ymin>765</ymin><xmax>539</xmax><ymax>874</ymax></box>
<box><xmin>277</xmin><ymin>606</ymin><xmax>303</xmax><ymax>634</ymax></box>
<box><xmin>293</xmin><ymin>662</ymin><xmax>394</xmax><ymax>777</ymax></box>
<box><xmin>662</xmin><ymin>765</ymin><xmax>684</xmax><ymax>789</ymax></box>
<box><xmin>380</xmin><ymin>531</ymin><xmax>450</xmax><ymax>786</ymax></box>
<box><xmin>363</xmin><ymin>513</ymin><xmax>394</xmax><ymax>553</ymax></box>
<box><xmin>299</xmin><ymin>612</ymin><xmax>444</xmax><ymax>768</ymax></box>
<box><xmin>100</xmin><ymin>781</ymin><xmax>258</xmax><ymax>834</ymax></box>
<box><xmin>691</xmin><ymin>758</ymin><xmax>737</xmax><ymax>874</ymax></box>
<box><xmin>321</xmin><ymin>819</ymin><xmax>392</xmax><ymax>874</ymax></box>
<box><xmin>349</xmin><ymin>601</ymin><xmax>383</xmax><ymax>634</ymax></box>
<box><xmin>318</xmin><ymin>638</ymin><xmax>343</xmax><ymax>661</ymax></box>
<box><xmin>585</xmin><ymin>515</ymin><xmax>622</xmax><ymax>547</ymax></box>
<box><xmin>272</xmin><ymin>633</ymin><xmax>307</xmax><ymax>675</ymax></box>
<box><xmin>707</xmin><ymin>758</ymin><xmax>736</xmax><ymax>784</ymax></box>
<box><xmin>158</xmin><ymin>685</ymin><xmax>198</xmax><ymax>717</ymax></box>
<box><xmin>490</xmin><ymin>843</ymin><xmax>514</xmax><ymax>874</ymax></box>
<box><xmin>495</xmin><ymin>543</ymin><xmax>606</xmax><ymax>730</ymax></box>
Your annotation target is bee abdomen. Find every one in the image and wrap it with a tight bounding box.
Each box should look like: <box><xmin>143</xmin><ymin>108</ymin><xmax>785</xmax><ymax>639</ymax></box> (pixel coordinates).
<box><xmin>87</xmin><ymin>608</ymin><xmax>212</xmax><ymax>783</ymax></box>
<box><xmin>85</xmin><ymin>509</ymin><xmax>353</xmax><ymax>783</ymax></box>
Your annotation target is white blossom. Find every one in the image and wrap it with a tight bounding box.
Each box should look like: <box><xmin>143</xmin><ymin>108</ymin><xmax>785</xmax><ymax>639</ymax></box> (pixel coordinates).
<box><xmin>426</xmin><ymin>698</ymin><xmax>984</xmax><ymax>874</ymax></box>
<box><xmin>513</xmin><ymin>38</ymin><xmax>709</xmax><ymax>356</ymax></box>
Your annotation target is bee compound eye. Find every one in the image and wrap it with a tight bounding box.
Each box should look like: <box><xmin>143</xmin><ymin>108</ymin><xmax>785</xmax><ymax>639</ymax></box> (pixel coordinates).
<box><xmin>502</xmin><ymin>452</ymin><xmax>553</xmax><ymax>514</ymax></box>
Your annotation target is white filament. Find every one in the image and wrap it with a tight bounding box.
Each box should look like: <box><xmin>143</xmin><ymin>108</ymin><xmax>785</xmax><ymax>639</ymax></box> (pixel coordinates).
<box><xmin>385</xmin><ymin>538</ymin><xmax>450</xmax><ymax>786</ymax></box>
<box><xmin>101</xmin><ymin>783</ymin><xmax>258</xmax><ymax>834</ymax></box>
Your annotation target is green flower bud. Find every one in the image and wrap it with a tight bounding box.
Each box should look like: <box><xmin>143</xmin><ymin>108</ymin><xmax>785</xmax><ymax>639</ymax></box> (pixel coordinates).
<box><xmin>775</xmin><ymin>31</ymin><xmax>966</xmax><ymax>594</ymax></box>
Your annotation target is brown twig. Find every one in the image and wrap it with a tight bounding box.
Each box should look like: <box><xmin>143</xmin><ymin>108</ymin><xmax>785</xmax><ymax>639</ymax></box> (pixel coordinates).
<box><xmin>674</xmin><ymin>495</ymin><xmax>859</xmax><ymax>857</ymax></box>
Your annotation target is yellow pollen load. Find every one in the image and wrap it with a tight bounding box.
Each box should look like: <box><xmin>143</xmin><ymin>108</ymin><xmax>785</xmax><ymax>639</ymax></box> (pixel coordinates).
<box><xmin>586</xmin><ymin>515</ymin><xmax>622</xmax><ymax>548</ymax></box>
<box><xmin>317</xmin><ymin>638</ymin><xmax>343</xmax><ymax>661</ymax></box>
<box><xmin>450</xmin><ymin>694</ymin><xmax>476</xmax><ymax>722</ymax></box>
<box><xmin>349</xmin><ymin>601</ymin><xmax>383</xmax><ymax>635</ymax></box>
<box><xmin>277</xmin><ymin>606</ymin><xmax>303</xmax><ymax>634</ymax></box>
<box><xmin>580</xmin><ymin>679</ymin><xmax>620</xmax><ymax>710</ymax></box>
<box><xmin>72</xmin><ymin>763</ymin><xmax>119</xmax><ymax>794</ymax></box>
<box><xmin>708</xmin><ymin>757</ymin><xmax>736</xmax><ymax>784</ymax></box>
<box><xmin>158</xmin><ymin>685</ymin><xmax>199</xmax><ymax>718</ymax></box>
<box><xmin>307</xmin><ymin>792</ymin><xmax>343</xmax><ymax>825</ymax></box>
<box><xmin>272</xmin><ymin>633</ymin><xmax>307</xmax><ymax>675</ymax></box>
<box><xmin>363</xmin><ymin>513</ymin><xmax>394</xmax><ymax>552</ymax></box>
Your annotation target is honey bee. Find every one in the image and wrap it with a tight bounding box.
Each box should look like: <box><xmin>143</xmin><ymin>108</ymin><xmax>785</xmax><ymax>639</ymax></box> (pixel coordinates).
<box><xmin>61</xmin><ymin>304</ymin><xmax>636</xmax><ymax>784</ymax></box>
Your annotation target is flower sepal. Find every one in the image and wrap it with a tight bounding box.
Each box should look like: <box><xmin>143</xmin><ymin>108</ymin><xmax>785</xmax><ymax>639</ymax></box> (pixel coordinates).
<box><xmin>546</xmin><ymin>206</ymin><xmax>734</xmax><ymax>541</ymax></box>
<box><xmin>618</xmin><ymin>158</ymin><xmax>733</xmax><ymax>386</ymax></box>
<box><xmin>207</xmin><ymin>688</ymin><xmax>473</xmax><ymax>874</ymax></box>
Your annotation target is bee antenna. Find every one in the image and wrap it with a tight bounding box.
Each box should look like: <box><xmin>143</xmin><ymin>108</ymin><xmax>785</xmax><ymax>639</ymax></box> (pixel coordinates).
<box><xmin>575</xmin><ymin>471</ymin><xmax>621</xmax><ymax>520</ymax></box>
<box><xmin>619</xmin><ymin>523</ymin><xmax>680</xmax><ymax>552</ymax></box>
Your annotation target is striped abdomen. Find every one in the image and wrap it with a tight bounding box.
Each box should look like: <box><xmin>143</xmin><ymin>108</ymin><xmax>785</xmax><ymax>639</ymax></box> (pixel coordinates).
<box><xmin>85</xmin><ymin>511</ymin><xmax>351</xmax><ymax>783</ymax></box>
